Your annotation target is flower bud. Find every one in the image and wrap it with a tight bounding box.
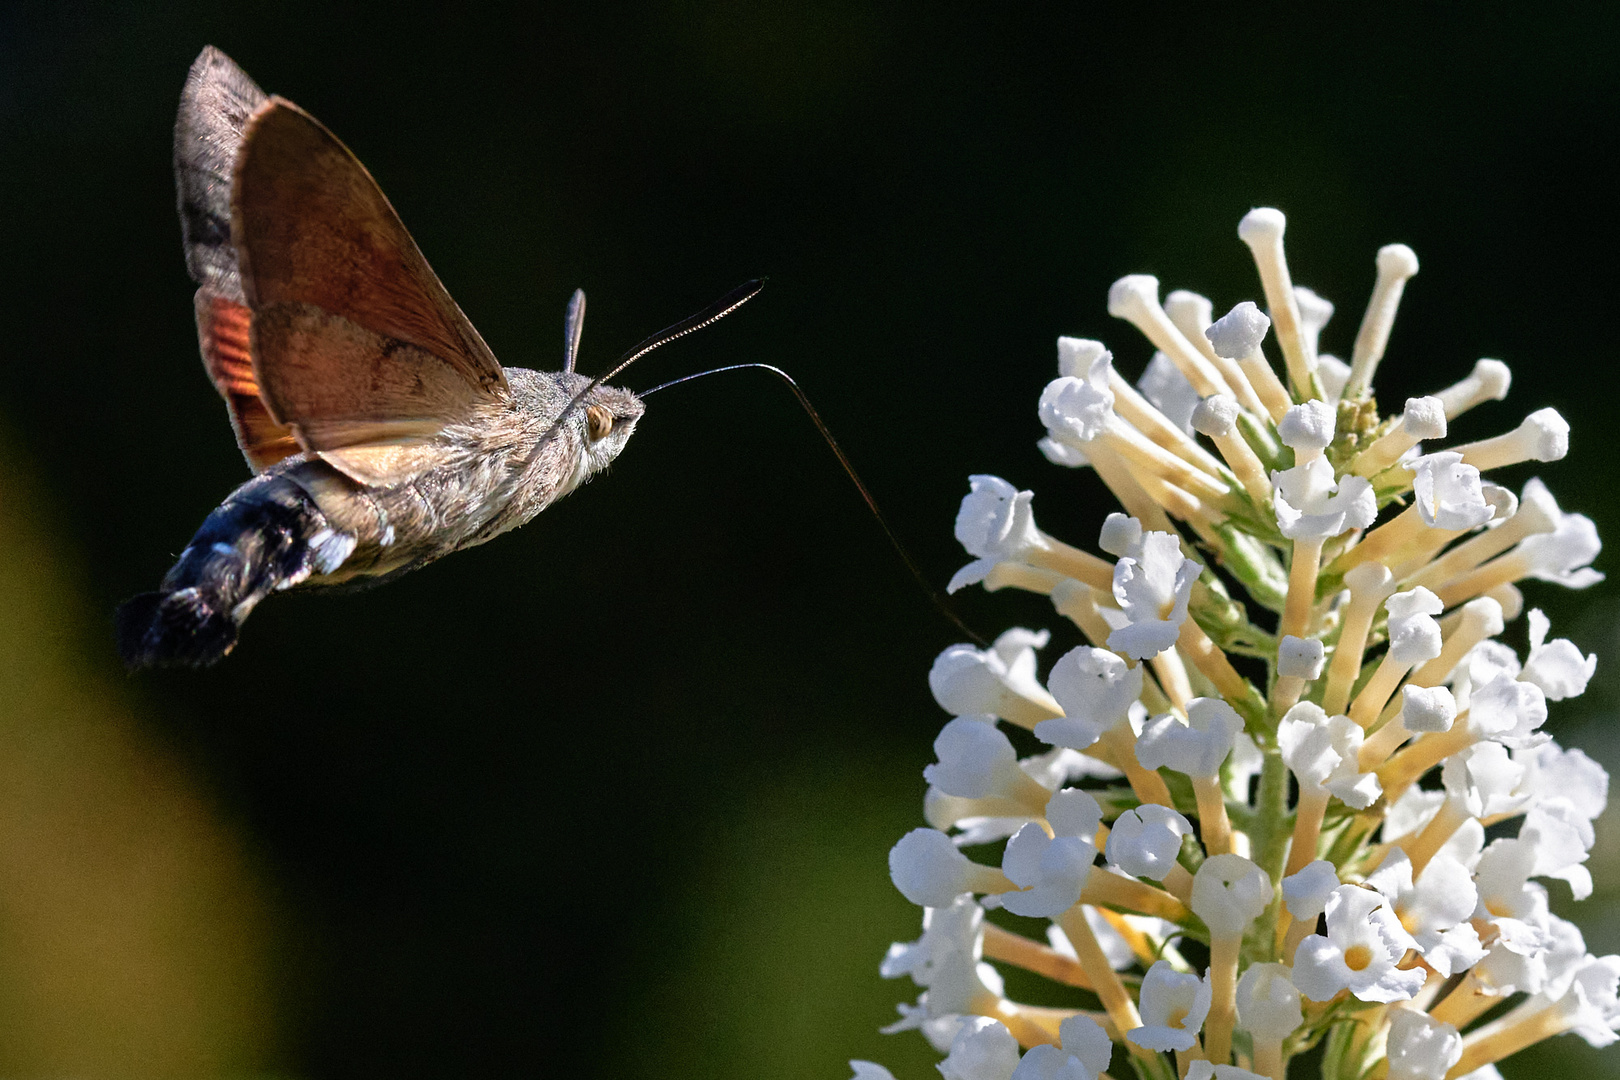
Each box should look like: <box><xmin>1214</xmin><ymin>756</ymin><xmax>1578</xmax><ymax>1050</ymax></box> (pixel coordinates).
<box><xmin>1106</xmin><ymin>804</ymin><xmax>1193</xmax><ymax>880</ymax></box>
<box><xmin>1278</xmin><ymin>635</ymin><xmax>1326</xmax><ymax>679</ymax></box>
<box><xmin>1207</xmin><ymin>301</ymin><xmax>1271</xmax><ymax>360</ymax></box>
<box><xmin>1277</xmin><ymin>400</ymin><xmax>1334</xmax><ymax>451</ymax></box>
<box><xmin>1235</xmin><ymin>962</ymin><xmax>1303</xmax><ymax>1041</ymax></box>
<box><xmin>1399</xmin><ymin>685</ymin><xmax>1457</xmax><ymax>733</ymax></box>
<box><xmin>1386</xmin><ymin>1010</ymin><xmax>1462</xmax><ymax>1080</ymax></box>
<box><xmin>1191</xmin><ymin>853</ymin><xmax>1272</xmax><ymax>937</ymax></box>
<box><xmin>890</xmin><ymin>829</ymin><xmax>1004</xmax><ymax>907</ymax></box>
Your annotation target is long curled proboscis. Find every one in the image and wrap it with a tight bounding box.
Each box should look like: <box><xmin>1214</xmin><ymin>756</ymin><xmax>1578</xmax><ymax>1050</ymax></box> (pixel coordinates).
<box><xmin>641</xmin><ymin>362</ymin><xmax>990</xmax><ymax>647</ymax></box>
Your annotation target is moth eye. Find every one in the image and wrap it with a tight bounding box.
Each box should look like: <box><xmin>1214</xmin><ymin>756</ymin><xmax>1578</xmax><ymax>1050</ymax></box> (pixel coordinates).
<box><xmin>585</xmin><ymin>404</ymin><xmax>614</xmax><ymax>442</ymax></box>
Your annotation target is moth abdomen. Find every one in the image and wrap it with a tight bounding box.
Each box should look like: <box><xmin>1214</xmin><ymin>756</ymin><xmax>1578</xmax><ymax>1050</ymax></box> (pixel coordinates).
<box><xmin>115</xmin><ymin>473</ymin><xmax>350</xmax><ymax>669</ymax></box>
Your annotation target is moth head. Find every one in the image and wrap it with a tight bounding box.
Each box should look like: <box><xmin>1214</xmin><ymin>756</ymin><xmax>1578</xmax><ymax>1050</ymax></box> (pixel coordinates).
<box><xmin>576</xmin><ymin>381</ymin><xmax>644</xmax><ymax>475</ymax></box>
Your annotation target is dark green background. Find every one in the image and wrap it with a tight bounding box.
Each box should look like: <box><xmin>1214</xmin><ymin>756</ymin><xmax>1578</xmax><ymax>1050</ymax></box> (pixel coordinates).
<box><xmin>3</xmin><ymin>2</ymin><xmax>1618</xmax><ymax>1076</ymax></box>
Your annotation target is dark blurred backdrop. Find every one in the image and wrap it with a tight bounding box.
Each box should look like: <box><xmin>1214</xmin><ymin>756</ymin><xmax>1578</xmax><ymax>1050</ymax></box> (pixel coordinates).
<box><xmin>2</xmin><ymin>3</ymin><xmax>1619</xmax><ymax>1077</ymax></box>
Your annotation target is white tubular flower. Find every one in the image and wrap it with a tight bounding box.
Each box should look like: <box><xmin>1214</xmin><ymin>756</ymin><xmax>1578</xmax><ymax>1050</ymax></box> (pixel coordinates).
<box><xmin>883</xmin><ymin>894</ymin><xmax>984</xmax><ymax>987</ymax></box>
<box><xmin>1291</xmin><ymin>885</ymin><xmax>1425</xmax><ymax>1003</ymax></box>
<box><xmin>850</xmin><ymin>1062</ymin><xmax>898</xmax><ymax>1080</ymax></box>
<box><xmin>1295</xmin><ymin>285</ymin><xmax>1335</xmax><ymax>361</ymax></box>
<box><xmin>1047</xmin><ymin>787</ymin><xmax>1104</xmax><ymax>839</ymax></box>
<box><xmin>1385</xmin><ymin>587</ymin><xmax>1445</xmax><ymax>665</ymax></box>
<box><xmin>1343</xmin><ymin>243</ymin><xmax>1420</xmax><ymax>398</ymax></box>
<box><xmin>992</xmin><ymin>792</ymin><xmax>1101</xmax><ymax>917</ymax></box>
<box><xmin>1517</xmin><ymin>741</ymin><xmax>1609</xmax><ymax>824</ymax></box>
<box><xmin>881</xmin><ymin>997</ymin><xmax>974</xmax><ymax>1051</ymax></box>
<box><xmin>1010</xmin><ymin>1015</ymin><xmax>1112</xmax><ymax>1080</ymax></box>
<box><xmin>1401</xmin><ymin>684</ymin><xmax>1458</xmax><ymax>733</ymax></box>
<box><xmin>1532</xmin><ymin>916</ymin><xmax>1588</xmax><ymax>1000</ymax></box>
<box><xmin>1097</xmin><ymin>512</ymin><xmax>1143</xmax><ymax>558</ymax></box>
<box><xmin>1055</xmin><ymin>336</ymin><xmax>1108</xmax><ymax>379</ymax></box>
<box><xmin>1399</xmin><ymin>394</ymin><xmax>1448</xmax><ymax>437</ymax></box>
<box><xmin>1165</xmin><ymin>289</ymin><xmax>1215</xmax><ymax>342</ymax></box>
<box><xmin>1465</xmin><ymin>668</ymin><xmax>1549</xmax><ymax>749</ymax></box>
<box><xmin>1277</xmin><ymin>400</ymin><xmax>1336</xmax><ymax>458</ymax></box>
<box><xmin>1520</xmin><ymin>799</ymin><xmax>1597</xmax><ymax>900</ymax></box>
<box><xmin>930</xmin><ymin>629</ymin><xmax>1063</xmax><ymax>727</ymax></box>
<box><xmin>1424</xmin><ymin>922</ymin><xmax>1490</xmax><ymax>980</ymax></box>
<box><xmin>1278</xmin><ymin>635</ymin><xmax>1326</xmax><ymax>679</ymax></box>
<box><xmin>1037</xmin><ymin>435</ymin><xmax>1089</xmax><ymax>469</ymax></box>
<box><xmin>1235</xmin><ymin>963</ymin><xmax>1304</xmax><ymax>1041</ymax></box>
<box><xmin>890</xmin><ymin>829</ymin><xmax>1010</xmax><ymax>907</ymax></box>
<box><xmin>938</xmin><ymin>1017</ymin><xmax>1021</xmax><ymax>1080</ymax></box>
<box><xmin>1316</xmin><ymin>354</ymin><xmax>1351</xmax><ymax>403</ymax></box>
<box><xmin>1207</xmin><ymin>301</ymin><xmax>1271</xmax><ymax>358</ymax></box>
<box><xmin>1385</xmin><ymin>788</ymin><xmax>1447</xmax><ymax>844</ymax></box>
<box><xmin>1108</xmin><ymin>275</ymin><xmax>1234</xmax><ymax>399</ymax></box>
<box><xmin>1364</xmin><ymin>848</ymin><xmax>1478</xmax><ymax>954</ymax></box>
<box><xmin>1353</xmin><ymin>396</ymin><xmax>1448</xmax><ymax>477</ymax></box>
<box><xmin>950</xmin><ymin>477</ymin><xmax>1048</xmax><ymax>592</ymax></box>
<box><xmin>1039</xmin><ymin>646</ymin><xmax>1143</xmax><ymax>750</ymax></box>
<box><xmin>1282</xmin><ymin>861</ymin><xmax>1340</xmax><ymax>922</ymax></box>
<box><xmin>1411</xmin><ymin>452</ymin><xmax>1495</xmax><ymax>531</ymax></box>
<box><xmin>1272</xmin><ymin>458</ymin><xmax>1376</xmax><ymax>541</ymax></box>
<box><xmin>927</xmin><ymin>746</ymin><xmax>1113</xmax><ymax>839</ymax></box>
<box><xmin>1436</xmin><ymin>358</ymin><xmax>1512</xmax><ymax>419</ymax></box>
<box><xmin>1189</xmin><ymin>394</ymin><xmax>1240</xmax><ymax>439</ymax></box>
<box><xmin>1451</xmin><ymin>744</ymin><xmax>1522</xmax><ymax>819</ymax></box>
<box><xmin>1277</xmin><ymin>702</ymin><xmax>1382</xmax><ymax>809</ymax></box>
<box><xmin>1443</xmin><ymin>742</ymin><xmax>1528</xmax><ymax>818</ymax></box>
<box><xmin>925</xmin><ymin>954</ymin><xmax>1009</xmax><ymax>1022</ymax></box>
<box><xmin>1127</xmin><ymin>960</ymin><xmax>1212</xmax><ymax>1052</ymax></box>
<box><xmin>1106</xmin><ymin>803</ymin><xmax>1193</xmax><ymax>880</ymax></box>
<box><xmin>1516</xmin><ymin>508</ymin><xmax>1604</xmax><ymax>587</ymax></box>
<box><xmin>1551</xmin><ymin>954</ymin><xmax>1620</xmax><ymax>1047</ymax></box>
<box><xmin>1039</xmin><ymin>351</ymin><xmax>1116</xmax><ymax>446</ymax></box>
<box><xmin>1206</xmin><ymin>301</ymin><xmax>1287</xmax><ymax>418</ymax></box>
<box><xmin>1137</xmin><ymin>352</ymin><xmax>1200</xmax><ymax>436</ymax></box>
<box><xmin>1135</xmin><ymin>697</ymin><xmax>1244</xmax><ymax>779</ymax></box>
<box><xmin>1472</xmin><ymin>928</ymin><xmax>1550</xmax><ymax>999</ymax></box>
<box><xmin>1386</xmin><ymin>1010</ymin><xmax>1463</xmax><ymax>1080</ymax></box>
<box><xmin>1107</xmin><ymin>530</ymin><xmax>1200</xmax><ymax>659</ymax></box>
<box><xmin>1521</xmin><ymin>609</ymin><xmax>1597</xmax><ymax>700</ymax></box>
<box><xmin>1193</xmin><ymin>853</ymin><xmax>1272</xmax><ymax>1064</ymax></box>
<box><xmin>1191</xmin><ymin>854</ymin><xmax>1272</xmax><ymax>937</ymax></box>
<box><xmin>925</xmin><ymin>716</ymin><xmax>1024</xmax><ymax>800</ymax></box>
<box><xmin>1474</xmin><ymin>835</ymin><xmax>1556</xmax><ymax>924</ymax></box>
<box><xmin>1456</xmin><ymin>407</ymin><xmax>1571</xmax><ymax>471</ymax></box>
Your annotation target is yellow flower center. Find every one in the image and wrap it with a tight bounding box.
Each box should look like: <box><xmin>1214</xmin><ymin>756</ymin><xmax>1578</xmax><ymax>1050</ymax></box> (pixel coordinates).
<box><xmin>1343</xmin><ymin>944</ymin><xmax>1374</xmax><ymax>972</ymax></box>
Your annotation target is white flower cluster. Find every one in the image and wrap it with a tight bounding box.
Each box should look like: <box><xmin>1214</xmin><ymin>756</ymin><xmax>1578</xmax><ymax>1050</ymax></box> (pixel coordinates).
<box><xmin>857</xmin><ymin>209</ymin><xmax>1614</xmax><ymax>1080</ymax></box>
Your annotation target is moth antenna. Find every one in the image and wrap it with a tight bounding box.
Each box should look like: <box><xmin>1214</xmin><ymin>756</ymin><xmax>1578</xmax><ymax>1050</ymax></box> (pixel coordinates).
<box><xmin>523</xmin><ymin>279</ymin><xmax>765</xmax><ymax>471</ymax></box>
<box><xmin>641</xmin><ymin>363</ymin><xmax>991</xmax><ymax>647</ymax></box>
<box><xmin>562</xmin><ymin>288</ymin><xmax>586</xmax><ymax>374</ymax></box>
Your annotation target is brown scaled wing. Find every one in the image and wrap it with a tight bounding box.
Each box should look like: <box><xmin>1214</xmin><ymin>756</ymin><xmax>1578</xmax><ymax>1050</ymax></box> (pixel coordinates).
<box><xmin>233</xmin><ymin>97</ymin><xmax>508</xmax><ymax>479</ymax></box>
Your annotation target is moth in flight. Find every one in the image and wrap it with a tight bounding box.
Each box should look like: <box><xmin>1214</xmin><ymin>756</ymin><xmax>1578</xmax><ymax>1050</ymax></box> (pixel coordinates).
<box><xmin>117</xmin><ymin>47</ymin><xmax>757</xmax><ymax>668</ymax></box>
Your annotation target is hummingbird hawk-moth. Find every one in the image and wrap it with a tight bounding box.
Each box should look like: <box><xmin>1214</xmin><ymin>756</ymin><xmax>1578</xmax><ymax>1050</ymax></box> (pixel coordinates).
<box><xmin>116</xmin><ymin>47</ymin><xmax>757</xmax><ymax>668</ymax></box>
